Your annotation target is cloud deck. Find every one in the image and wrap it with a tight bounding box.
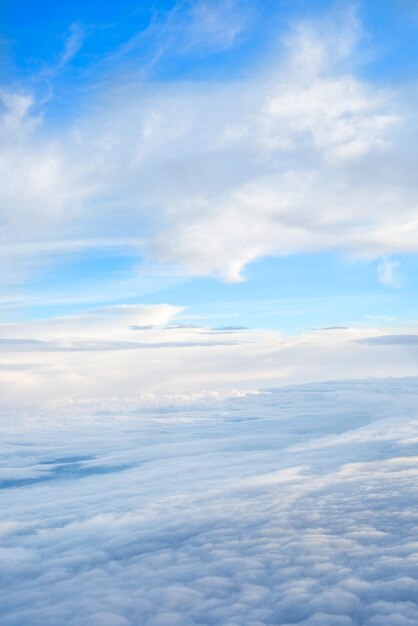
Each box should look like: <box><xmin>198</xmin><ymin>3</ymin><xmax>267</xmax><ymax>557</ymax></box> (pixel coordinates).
<box><xmin>1</xmin><ymin>378</ymin><xmax>418</xmax><ymax>625</ymax></box>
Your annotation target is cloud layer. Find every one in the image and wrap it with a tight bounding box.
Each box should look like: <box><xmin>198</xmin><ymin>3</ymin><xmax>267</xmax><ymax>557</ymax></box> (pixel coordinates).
<box><xmin>1</xmin><ymin>377</ymin><xmax>418</xmax><ymax>625</ymax></box>
<box><xmin>1</xmin><ymin>304</ymin><xmax>418</xmax><ymax>414</ymax></box>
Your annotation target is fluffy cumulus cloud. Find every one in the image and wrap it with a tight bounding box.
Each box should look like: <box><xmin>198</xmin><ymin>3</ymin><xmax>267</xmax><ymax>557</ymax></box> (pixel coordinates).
<box><xmin>1</xmin><ymin>378</ymin><xmax>418</xmax><ymax>625</ymax></box>
<box><xmin>1</xmin><ymin>7</ymin><xmax>418</xmax><ymax>284</ymax></box>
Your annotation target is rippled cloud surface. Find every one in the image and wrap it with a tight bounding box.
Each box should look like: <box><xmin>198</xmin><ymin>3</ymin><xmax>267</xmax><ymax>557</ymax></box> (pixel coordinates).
<box><xmin>1</xmin><ymin>378</ymin><xmax>418</xmax><ymax>626</ymax></box>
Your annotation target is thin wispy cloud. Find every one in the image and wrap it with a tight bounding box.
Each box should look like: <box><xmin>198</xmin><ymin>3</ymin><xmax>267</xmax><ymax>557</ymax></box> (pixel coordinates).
<box><xmin>377</xmin><ymin>257</ymin><xmax>403</xmax><ymax>288</ymax></box>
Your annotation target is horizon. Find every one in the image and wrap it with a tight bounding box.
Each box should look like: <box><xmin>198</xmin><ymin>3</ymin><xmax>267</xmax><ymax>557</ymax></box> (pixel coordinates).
<box><xmin>1</xmin><ymin>2</ymin><xmax>418</xmax><ymax>625</ymax></box>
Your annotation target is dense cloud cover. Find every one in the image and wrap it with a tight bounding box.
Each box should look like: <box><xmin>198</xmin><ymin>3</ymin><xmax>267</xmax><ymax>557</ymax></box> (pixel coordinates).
<box><xmin>1</xmin><ymin>377</ymin><xmax>418</xmax><ymax>625</ymax></box>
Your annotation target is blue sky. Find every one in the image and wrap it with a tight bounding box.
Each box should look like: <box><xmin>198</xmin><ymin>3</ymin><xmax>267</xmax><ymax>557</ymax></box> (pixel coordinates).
<box><xmin>1</xmin><ymin>0</ymin><xmax>417</xmax><ymax>330</ymax></box>
<box><xmin>3</xmin><ymin>0</ymin><xmax>418</xmax><ymax>87</ymax></box>
<box><xmin>3</xmin><ymin>9</ymin><xmax>418</xmax><ymax>624</ymax></box>
<box><xmin>17</xmin><ymin>250</ymin><xmax>418</xmax><ymax>332</ymax></box>
<box><xmin>1</xmin><ymin>0</ymin><xmax>418</xmax><ymax>411</ymax></box>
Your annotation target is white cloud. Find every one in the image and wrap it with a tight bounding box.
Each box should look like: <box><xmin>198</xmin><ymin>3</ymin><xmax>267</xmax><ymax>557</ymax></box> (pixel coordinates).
<box><xmin>168</xmin><ymin>0</ymin><xmax>250</xmax><ymax>53</ymax></box>
<box><xmin>0</xmin><ymin>305</ymin><xmax>417</xmax><ymax>415</ymax></box>
<box><xmin>1</xmin><ymin>9</ymin><xmax>417</xmax><ymax>286</ymax></box>
<box><xmin>378</xmin><ymin>258</ymin><xmax>403</xmax><ymax>288</ymax></box>
<box><xmin>60</xmin><ymin>22</ymin><xmax>84</xmax><ymax>67</ymax></box>
<box><xmin>1</xmin><ymin>378</ymin><xmax>418</xmax><ymax>624</ymax></box>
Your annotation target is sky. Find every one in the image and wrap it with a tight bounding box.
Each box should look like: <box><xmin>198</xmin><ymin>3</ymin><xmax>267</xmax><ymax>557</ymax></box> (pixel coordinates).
<box><xmin>1</xmin><ymin>0</ymin><xmax>418</xmax><ymax>413</ymax></box>
<box><xmin>1</xmin><ymin>0</ymin><xmax>418</xmax><ymax>412</ymax></box>
<box><xmin>2</xmin><ymin>3</ymin><xmax>418</xmax><ymax>625</ymax></box>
